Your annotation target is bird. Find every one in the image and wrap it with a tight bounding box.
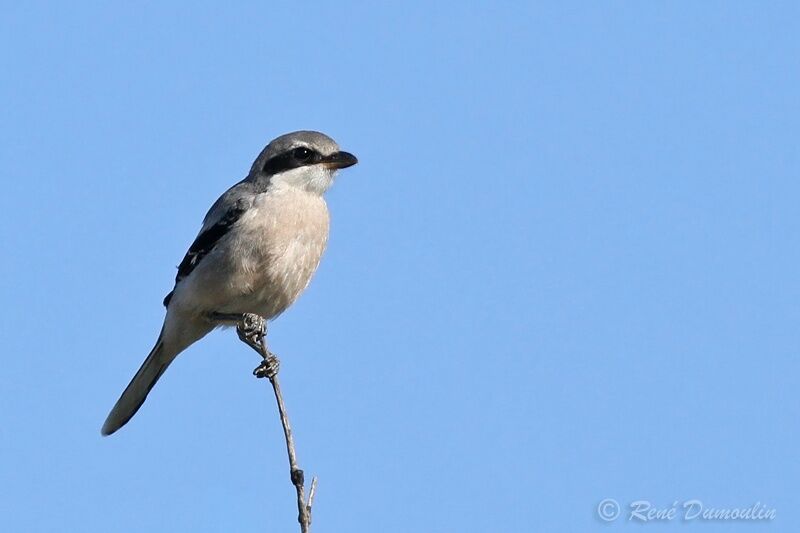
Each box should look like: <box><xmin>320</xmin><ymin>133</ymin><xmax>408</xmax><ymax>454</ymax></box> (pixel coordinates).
<box><xmin>101</xmin><ymin>130</ymin><xmax>358</xmax><ymax>436</ymax></box>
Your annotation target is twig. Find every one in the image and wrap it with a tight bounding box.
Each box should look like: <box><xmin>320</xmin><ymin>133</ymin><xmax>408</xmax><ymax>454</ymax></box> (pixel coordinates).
<box><xmin>308</xmin><ymin>477</ymin><xmax>319</xmax><ymax>513</ymax></box>
<box><xmin>245</xmin><ymin>325</ymin><xmax>316</xmax><ymax>533</ymax></box>
<box><xmin>268</xmin><ymin>373</ymin><xmax>314</xmax><ymax>532</ymax></box>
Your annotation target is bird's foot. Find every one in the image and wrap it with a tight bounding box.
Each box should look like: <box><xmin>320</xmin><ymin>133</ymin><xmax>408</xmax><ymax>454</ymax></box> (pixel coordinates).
<box><xmin>235</xmin><ymin>313</ymin><xmax>267</xmax><ymax>355</ymax></box>
<box><xmin>253</xmin><ymin>352</ymin><xmax>280</xmax><ymax>379</ymax></box>
<box><xmin>209</xmin><ymin>311</ymin><xmax>276</xmax><ymax>376</ymax></box>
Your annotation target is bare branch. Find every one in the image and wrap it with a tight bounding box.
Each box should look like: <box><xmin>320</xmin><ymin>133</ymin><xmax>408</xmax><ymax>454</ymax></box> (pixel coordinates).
<box><xmin>308</xmin><ymin>477</ymin><xmax>319</xmax><ymax>514</ymax></box>
<box><xmin>268</xmin><ymin>372</ymin><xmax>313</xmax><ymax>532</ymax></box>
<box><xmin>241</xmin><ymin>320</ymin><xmax>316</xmax><ymax>533</ymax></box>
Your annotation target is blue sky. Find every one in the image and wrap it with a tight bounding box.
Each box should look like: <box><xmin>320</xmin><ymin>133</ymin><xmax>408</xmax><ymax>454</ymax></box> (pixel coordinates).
<box><xmin>1</xmin><ymin>2</ymin><xmax>798</xmax><ymax>531</ymax></box>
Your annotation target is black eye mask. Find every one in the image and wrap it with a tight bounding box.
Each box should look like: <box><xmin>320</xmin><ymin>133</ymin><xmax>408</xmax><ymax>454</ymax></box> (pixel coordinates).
<box><xmin>262</xmin><ymin>147</ymin><xmax>322</xmax><ymax>175</ymax></box>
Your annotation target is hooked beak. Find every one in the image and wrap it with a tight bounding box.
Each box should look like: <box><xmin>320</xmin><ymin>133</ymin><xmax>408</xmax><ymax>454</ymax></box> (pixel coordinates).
<box><xmin>323</xmin><ymin>151</ymin><xmax>358</xmax><ymax>169</ymax></box>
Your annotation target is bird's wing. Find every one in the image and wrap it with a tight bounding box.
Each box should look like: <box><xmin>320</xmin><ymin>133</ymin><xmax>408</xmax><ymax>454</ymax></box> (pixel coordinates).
<box><xmin>163</xmin><ymin>181</ymin><xmax>254</xmax><ymax>307</ymax></box>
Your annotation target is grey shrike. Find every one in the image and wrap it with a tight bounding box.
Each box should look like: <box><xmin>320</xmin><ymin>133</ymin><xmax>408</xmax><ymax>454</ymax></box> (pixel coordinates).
<box><xmin>102</xmin><ymin>131</ymin><xmax>358</xmax><ymax>436</ymax></box>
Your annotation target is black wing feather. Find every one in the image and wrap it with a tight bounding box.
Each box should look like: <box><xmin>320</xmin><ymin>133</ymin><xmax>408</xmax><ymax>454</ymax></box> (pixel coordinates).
<box><xmin>163</xmin><ymin>200</ymin><xmax>248</xmax><ymax>307</ymax></box>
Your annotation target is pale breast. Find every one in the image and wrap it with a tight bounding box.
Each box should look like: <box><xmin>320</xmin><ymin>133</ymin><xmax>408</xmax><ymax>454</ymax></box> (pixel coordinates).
<box><xmin>235</xmin><ymin>186</ymin><xmax>330</xmax><ymax>318</ymax></box>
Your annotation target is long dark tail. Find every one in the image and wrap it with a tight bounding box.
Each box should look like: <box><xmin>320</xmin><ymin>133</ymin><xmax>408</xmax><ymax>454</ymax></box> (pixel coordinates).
<box><xmin>101</xmin><ymin>333</ymin><xmax>175</xmax><ymax>436</ymax></box>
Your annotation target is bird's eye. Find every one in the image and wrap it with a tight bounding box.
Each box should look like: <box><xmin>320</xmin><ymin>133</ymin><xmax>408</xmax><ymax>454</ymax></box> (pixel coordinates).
<box><xmin>293</xmin><ymin>147</ymin><xmax>313</xmax><ymax>162</ymax></box>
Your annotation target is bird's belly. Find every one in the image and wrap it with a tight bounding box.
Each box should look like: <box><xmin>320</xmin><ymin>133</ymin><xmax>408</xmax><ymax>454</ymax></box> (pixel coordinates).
<box><xmin>229</xmin><ymin>190</ymin><xmax>330</xmax><ymax>318</ymax></box>
<box><xmin>246</xmin><ymin>234</ymin><xmax>328</xmax><ymax>318</ymax></box>
<box><xmin>171</xmin><ymin>188</ymin><xmax>330</xmax><ymax>320</ymax></box>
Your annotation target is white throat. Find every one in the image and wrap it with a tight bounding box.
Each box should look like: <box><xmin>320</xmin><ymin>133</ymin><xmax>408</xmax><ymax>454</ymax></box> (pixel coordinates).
<box><xmin>270</xmin><ymin>165</ymin><xmax>336</xmax><ymax>195</ymax></box>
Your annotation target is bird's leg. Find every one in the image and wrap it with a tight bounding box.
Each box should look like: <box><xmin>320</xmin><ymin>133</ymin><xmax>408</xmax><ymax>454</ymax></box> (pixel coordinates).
<box><xmin>208</xmin><ymin>312</ymin><xmax>280</xmax><ymax>379</ymax></box>
<box><xmin>237</xmin><ymin>313</ymin><xmax>267</xmax><ymax>354</ymax></box>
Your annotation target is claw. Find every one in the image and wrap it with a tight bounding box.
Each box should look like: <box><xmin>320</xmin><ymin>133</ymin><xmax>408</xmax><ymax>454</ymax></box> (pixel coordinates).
<box><xmin>254</xmin><ymin>353</ymin><xmax>280</xmax><ymax>379</ymax></box>
<box><xmin>209</xmin><ymin>312</ymin><xmax>278</xmax><ymax>376</ymax></box>
<box><xmin>235</xmin><ymin>313</ymin><xmax>267</xmax><ymax>354</ymax></box>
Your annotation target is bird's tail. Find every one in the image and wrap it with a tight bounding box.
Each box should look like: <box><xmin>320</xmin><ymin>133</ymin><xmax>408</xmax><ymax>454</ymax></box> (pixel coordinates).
<box><xmin>101</xmin><ymin>331</ymin><xmax>176</xmax><ymax>436</ymax></box>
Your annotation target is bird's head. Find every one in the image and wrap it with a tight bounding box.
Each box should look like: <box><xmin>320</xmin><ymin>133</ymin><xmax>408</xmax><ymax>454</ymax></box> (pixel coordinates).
<box><xmin>249</xmin><ymin>130</ymin><xmax>358</xmax><ymax>194</ymax></box>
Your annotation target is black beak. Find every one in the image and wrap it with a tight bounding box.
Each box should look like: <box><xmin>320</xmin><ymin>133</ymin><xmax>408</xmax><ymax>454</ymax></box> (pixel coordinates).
<box><xmin>323</xmin><ymin>151</ymin><xmax>358</xmax><ymax>169</ymax></box>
